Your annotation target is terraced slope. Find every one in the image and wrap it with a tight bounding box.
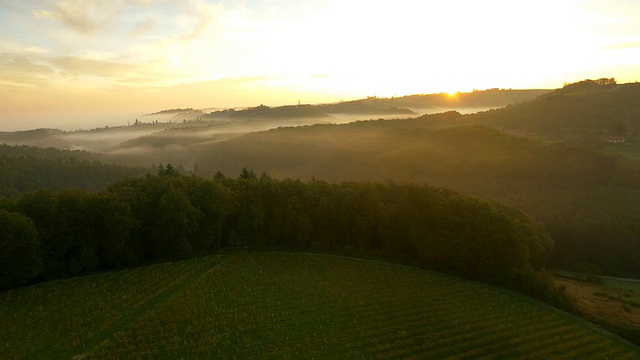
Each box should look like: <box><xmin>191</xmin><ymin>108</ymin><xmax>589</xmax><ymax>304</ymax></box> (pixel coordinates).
<box><xmin>1</xmin><ymin>252</ymin><xmax>637</xmax><ymax>359</ymax></box>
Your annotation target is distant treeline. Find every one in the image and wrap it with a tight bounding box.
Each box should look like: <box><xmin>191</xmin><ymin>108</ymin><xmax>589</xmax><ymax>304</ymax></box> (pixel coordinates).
<box><xmin>0</xmin><ymin>144</ymin><xmax>146</xmax><ymax>197</ymax></box>
<box><xmin>0</xmin><ymin>169</ymin><xmax>574</xmax><ymax>310</ymax></box>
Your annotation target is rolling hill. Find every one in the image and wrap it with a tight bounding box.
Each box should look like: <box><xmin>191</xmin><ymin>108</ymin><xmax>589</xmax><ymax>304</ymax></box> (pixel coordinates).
<box><xmin>2</xmin><ymin>252</ymin><xmax>637</xmax><ymax>359</ymax></box>
<box><xmin>189</xmin><ymin>114</ymin><xmax>640</xmax><ymax>278</ymax></box>
<box><xmin>462</xmin><ymin>80</ymin><xmax>640</xmax><ymax>155</ymax></box>
<box><xmin>0</xmin><ymin>144</ymin><xmax>146</xmax><ymax>197</ymax></box>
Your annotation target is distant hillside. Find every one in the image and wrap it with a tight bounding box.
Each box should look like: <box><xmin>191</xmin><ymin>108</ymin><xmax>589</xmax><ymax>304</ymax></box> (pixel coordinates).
<box><xmin>144</xmin><ymin>107</ymin><xmax>196</xmax><ymax>116</ymax></box>
<box><xmin>142</xmin><ymin>108</ymin><xmax>205</xmax><ymax>120</ymax></box>
<box><xmin>367</xmin><ymin>88</ymin><xmax>552</xmax><ymax>111</ymax></box>
<box><xmin>319</xmin><ymin>98</ymin><xmax>415</xmax><ymax>115</ymax></box>
<box><xmin>0</xmin><ymin>128</ymin><xmax>71</xmax><ymax>149</ymax></box>
<box><xmin>0</xmin><ymin>88</ymin><xmax>549</xmax><ymax>156</ymax></box>
<box><xmin>192</xmin><ymin>114</ymin><xmax>640</xmax><ymax>277</ymax></box>
<box><xmin>203</xmin><ymin>104</ymin><xmax>335</xmax><ymax>121</ymax></box>
<box><xmin>463</xmin><ymin>80</ymin><xmax>640</xmax><ymax>152</ymax></box>
<box><xmin>160</xmin><ymin>88</ymin><xmax>546</xmax><ymax>122</ymax></box>
<box><xmin>0</xmin><ymin>144</ymin><xmax>145</xmax><ymax>197</ymax></box>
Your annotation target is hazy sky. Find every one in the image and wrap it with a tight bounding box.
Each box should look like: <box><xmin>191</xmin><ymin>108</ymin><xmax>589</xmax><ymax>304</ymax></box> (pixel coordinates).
<box><xmin>1</xmin><ymin>0</ymin><xmax>640</xmax><ymax>130</ymax></box>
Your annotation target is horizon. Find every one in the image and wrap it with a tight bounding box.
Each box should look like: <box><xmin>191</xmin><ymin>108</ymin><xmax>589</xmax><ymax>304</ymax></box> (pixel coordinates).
<box><xmin>1</xmin><ymin>86</ymin><xmax>553</xmax><ymax>132</ymax></box>
<box><xmin>1</xmin><ymin>0</ymin><xmax>640</xmax><ymax>130</ymax></box>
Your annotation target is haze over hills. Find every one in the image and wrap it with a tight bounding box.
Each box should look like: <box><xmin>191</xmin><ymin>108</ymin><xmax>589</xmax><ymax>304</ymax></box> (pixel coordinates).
<box><xmin>170</xmin><ymin>81</ymin><xmax>640</xmax><ymax>280</ymax></box>
<box><xmin>0</xmin><ymin>88</ymin><xmax>546</xmax><ymax>153</ymax></box>
<box><xmin>462</xmin><ymin>80</ymin><xmax>640</xmax><ymax>152</ymax></box>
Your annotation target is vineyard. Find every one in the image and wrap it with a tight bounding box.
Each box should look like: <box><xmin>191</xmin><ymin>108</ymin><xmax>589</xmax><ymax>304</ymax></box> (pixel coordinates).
<box><xmin>1</xmin><ymin>252</ymin><xmax>638</xmax><ymax>359</ymax></box>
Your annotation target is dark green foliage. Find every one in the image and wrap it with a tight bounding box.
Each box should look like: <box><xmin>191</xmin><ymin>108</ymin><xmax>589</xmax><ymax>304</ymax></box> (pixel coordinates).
<box><xmin>468</xmin><ymin>81</ymin><xmax>640</xmax><ymax>145</ymax></box>
<box><xmin>0</xmin><ymin>144</ymin><xmax>146</xmax><ymax>197</ymax></box>
<box><xmin>0</xmin><ymin>209</ymin><xmax>43</xmax><ymax>289</ymax></box>
<box><xmin>157</xmin><ymin>163</ymin><xmax>179</xmax><ymax>176</ymax></box>
<box><xmin>190</xmin><ymin>115</ymin><xmax>640</xmax><ymax>278</ymax></box>
<box><xmin>13</xmin><ymin>190</ymin><xmax>135</xmax><ymax>277</ymax></box>
<box><xmin>0</xmin><ymin>173</ymin><xmax>566</xmax><ymax>310</ymax></box>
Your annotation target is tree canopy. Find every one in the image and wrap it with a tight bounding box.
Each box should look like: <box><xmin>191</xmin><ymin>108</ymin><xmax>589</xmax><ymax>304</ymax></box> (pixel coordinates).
<box><xmin>0</xmin><ymin>173</ymin><xmax>569</xmax><ymax>310</ymax></box>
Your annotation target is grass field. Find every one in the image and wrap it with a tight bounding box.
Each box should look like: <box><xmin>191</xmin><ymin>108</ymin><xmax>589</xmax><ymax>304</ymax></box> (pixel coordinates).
<box><xmin>2</xmin><ymin>252</ymin><xmax>639</xmax><ymax>359</ymax></box>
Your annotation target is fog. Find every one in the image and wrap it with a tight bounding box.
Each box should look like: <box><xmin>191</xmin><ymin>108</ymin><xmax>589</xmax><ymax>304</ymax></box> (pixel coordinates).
<box><xmin>0</xmin><ymin>105</ymin><xmax>502</xmax><ymax>171</ymax></box>
<box><xmin>1</xmin><ymin>89</ymin><xmax>547</xmax><ymax>170</ymax></box>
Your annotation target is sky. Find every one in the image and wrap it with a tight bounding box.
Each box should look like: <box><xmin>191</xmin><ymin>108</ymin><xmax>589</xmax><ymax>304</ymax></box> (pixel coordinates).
<box><xmin>1</xmin><ymin>0</ymin><xmax>640</xmax><ymax>130</ymax></box>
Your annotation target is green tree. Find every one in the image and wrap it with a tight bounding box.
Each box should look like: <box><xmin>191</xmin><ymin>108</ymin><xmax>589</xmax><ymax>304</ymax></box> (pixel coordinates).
<box><xmin>158</xmin><ymin>163</ymin><xmax>179</xmax><ymax>176</ymax></box>
<box><xmin>238</xmin><ymin>166</ymin><xmax>256</xmax><ymax>180</ymax></box>
<box><xmin>0</xmin><ymin>209</ymin><xmax>43</xmax><ymax>289</ymax></box>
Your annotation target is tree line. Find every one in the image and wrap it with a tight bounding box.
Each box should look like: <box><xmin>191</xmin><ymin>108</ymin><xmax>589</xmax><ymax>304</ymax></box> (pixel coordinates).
<box><xmin>0</xmin><ymin>167</ymin><xmax>574</xmax><ymax>311</ymax></box>
<box><xmin>0</xmin><ymin>144</ymin><xmax>146</xmax><ymax>197</ymax></box>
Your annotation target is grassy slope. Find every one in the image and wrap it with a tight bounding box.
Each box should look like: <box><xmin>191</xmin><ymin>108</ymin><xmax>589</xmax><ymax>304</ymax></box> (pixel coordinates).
<box><xmin>2</xmin><ymin>252</ymin><xmax>637</xmax><ymax>359</ymax></box>
<box><xmin>555</xmin><ymin>276</ymin><xmax>640</xmax><ymax>346</ymax></box>
<box><xmin>464</xmin><ymin>82</ymin><xmax>640</xmax><ymax>151</ymax></box>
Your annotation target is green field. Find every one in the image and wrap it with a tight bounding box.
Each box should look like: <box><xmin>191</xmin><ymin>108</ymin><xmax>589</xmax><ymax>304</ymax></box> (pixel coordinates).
<box><xmin>2</xmin><ymin>252</ymin><xmax>638</xmax><ymax>359</ymax></box>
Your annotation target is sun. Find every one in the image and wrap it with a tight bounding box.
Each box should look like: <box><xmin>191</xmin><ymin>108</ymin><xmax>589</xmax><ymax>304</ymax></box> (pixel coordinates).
<box><xmin>446</xmin><ymin>90</ymin><xmax>459</xmax><ymax>97</ymax></box>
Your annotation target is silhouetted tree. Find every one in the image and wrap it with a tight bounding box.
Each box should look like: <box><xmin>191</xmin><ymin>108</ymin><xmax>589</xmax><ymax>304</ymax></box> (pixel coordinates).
<box><xmin>238</xmin><ymin>166</ymin><xmax>256</xmax><ymax>180</ymax></box>
<box><xmin>0</xmin><ymin>209</ymin><xmax>43</xmax><ymax>289</ymax></box>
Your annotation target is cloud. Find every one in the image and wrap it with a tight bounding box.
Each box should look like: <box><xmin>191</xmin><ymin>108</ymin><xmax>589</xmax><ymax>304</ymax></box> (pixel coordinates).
<box><xmin>0</xmin><ymin>53</ymin><xmax>56</xmax><ymax>88</ymax></box>
<box><xmin>173</xmin><ymin>0</ymin><xmax>224</xmax><ymax>41</ymax></box>
<box><xmin>51</xmin><ymin>56</ymin><xmax>135</xmax><ymax>78</ymax></box>
<box><xmin>0</xmin><ymin>49</ymin><xmax>159</xmax><ymax>89</ymax></box>
<box><xmin>33</xmin><ymin>0</ymin><xmax>125</xmax><ymax>35</ymax></box>
<box><xmin>130</xmin><ymin>18</ymin><xmax>157</xmax><ymax>38</ymax></box>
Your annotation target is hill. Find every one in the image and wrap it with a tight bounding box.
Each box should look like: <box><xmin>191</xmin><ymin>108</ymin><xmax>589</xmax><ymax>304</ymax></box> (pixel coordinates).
<box><xmin>357</xmin><ymin>88</ymin><xmax>551</xmax><ymax>113</ymax></box>
<box><xmin>204</xmin><ymin>104</ymin><xmax>337</xmax><ymax>121</ymax></box>
<box><xmin>0</xmin><ymin>88</ymin><xmax>547</xmax><ymax>156</ymax></box>
<box><xmin>462</xmin><ymin>80</ymin><xmax>640</xmax><ymax>157</ymax></box>
<box><xmin>318</xmin><ymin>98</ymin><xmax>415</xmax><ymax>116</ymax></box>
<box><xmin>0</xmin><ymin>144</ymin><xmax>146</xmax><ymax>197</ymax></box>
<box><xmin>1</xmin><ymin>252</ymin><xmax>637</xmax><ymax>359</ymax></box>
<box><xmin>0</xmin><ymin>128</ymin><xmax>71</xmax><ymax>149</ymax></box>
<box><xmin>190</xmin><ymin>115</ymin><xmax>640</xmax><ymax>278</ymax></box>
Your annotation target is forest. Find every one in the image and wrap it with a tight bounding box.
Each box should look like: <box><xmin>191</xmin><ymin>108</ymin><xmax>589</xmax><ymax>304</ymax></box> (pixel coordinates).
<box><xmin>0</xmin><ymin>144</ymin><xmax>145</xmax><ymax>197</ymax></box>
<box><xmin>3</xmin><ymin>82</ymin><xmax>640</xmax><ymax>307</ymax></box>
<box><xmin>187</xmin><ymin>118</ymin><xmax>640</xmax><ymax>277</ymax></box>
<box><xmin>0</xmin><ymin>168</ymin><xmax>574</xmax><ymax>311</ymax></box>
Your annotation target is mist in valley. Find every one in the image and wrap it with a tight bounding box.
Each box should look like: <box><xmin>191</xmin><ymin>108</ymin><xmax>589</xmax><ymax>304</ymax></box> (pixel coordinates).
<box><xmin>0</xmin><ymin>90</ymin><xmax>537</xmax><ymax>172</ymax></box>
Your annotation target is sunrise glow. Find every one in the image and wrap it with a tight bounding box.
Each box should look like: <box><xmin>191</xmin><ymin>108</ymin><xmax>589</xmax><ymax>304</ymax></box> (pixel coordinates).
<box><xmin>1</xmin><ymin>0</ymin><xmax>640</xmax><ymax>130</ymax></box>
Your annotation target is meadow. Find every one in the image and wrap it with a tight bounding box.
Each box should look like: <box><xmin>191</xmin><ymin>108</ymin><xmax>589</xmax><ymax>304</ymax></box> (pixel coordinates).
<box><xmin>2</xmin><ymin>252</ymin><xmax>638</xmax><ymax>359</ymax></box>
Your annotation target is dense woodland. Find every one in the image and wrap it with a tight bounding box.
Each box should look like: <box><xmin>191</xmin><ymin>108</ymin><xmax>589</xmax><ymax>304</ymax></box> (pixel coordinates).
<box><xmin>187</xmin><ymin>120</ymin><xmax>640</xmax><ymax>277</ymax></box>
<box><xmin>465</xmin><ymin>80</ymin><xmax>640</xmax><ymax>147</ymax></box>
<box><xmin>0</xmin><ymin>168</ymin><xmax>574</xmax><ymax>311</ymax></box>
<box><xmin>0</xmin><ymin>144</ymin><xmax>145</xmax><ymax>197</ymax></box>
<box><xmin>2</xmin><ymin>81</ymin><xmax>640</xmax><ymax>307</ymax></box>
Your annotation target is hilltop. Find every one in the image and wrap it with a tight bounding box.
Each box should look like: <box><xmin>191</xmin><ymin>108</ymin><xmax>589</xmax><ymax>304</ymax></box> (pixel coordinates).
<box><xmin>462</xmin><ymin>79</ymin><xmax>640</xmax><ymax>156</ymax></box>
